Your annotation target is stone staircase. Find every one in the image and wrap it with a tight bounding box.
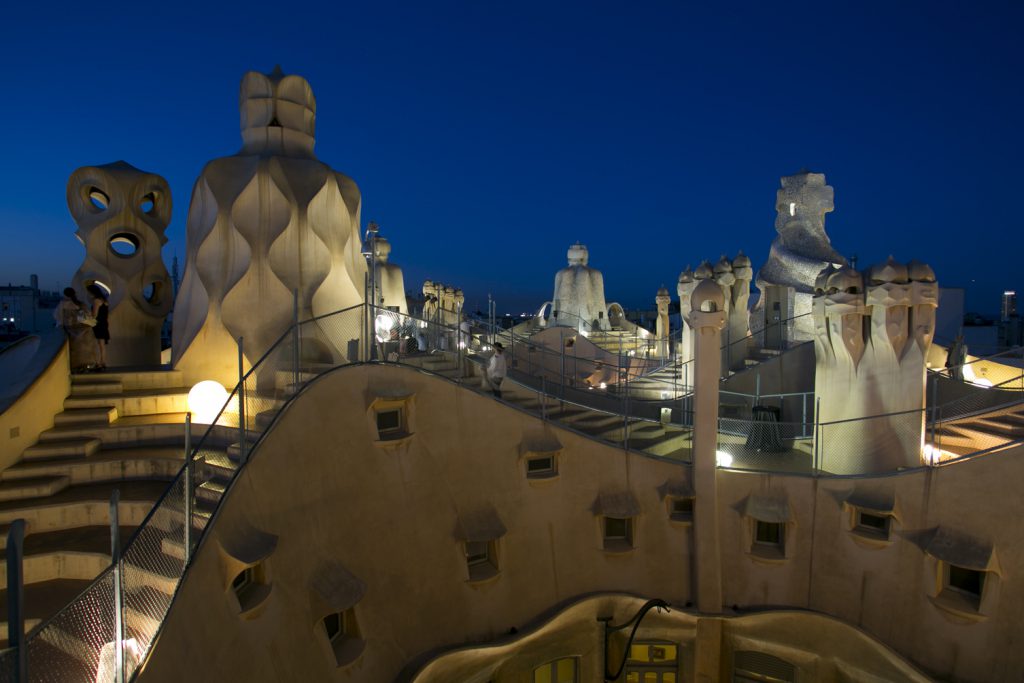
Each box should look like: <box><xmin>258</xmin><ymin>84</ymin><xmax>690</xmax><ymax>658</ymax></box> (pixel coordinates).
<box><xmin>0</xmin><ymin>368</ymin><xmax>239</xmax><ymax>645</ymax></box>
<box><xmin>402</xmin><ymin>351</ymin><xmax>693</xmax><ymax>461</ymax></box>
<box><xmin>932</xmin><ymin>405</ymin><xmax>1024</xmax><ymax>457</ymax></box>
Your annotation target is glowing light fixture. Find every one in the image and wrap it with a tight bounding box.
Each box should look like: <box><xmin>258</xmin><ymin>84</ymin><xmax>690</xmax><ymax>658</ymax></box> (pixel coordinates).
<box><xmin>716</xmin><ymin>450</ymin><xmax>733</xmax><ymax>467</ymax></box>
<box><xmin>374</xmin><ymin>312</ymin><xmax>399</xmax><ymax>343</ymax></box>
<box><xmin>922</xmin><ymin>443</ymin><xmax>948</xmax><ymax>466</ymax></box>
<box><xmin>789</xmin><ymin>202</ymin><xmax>796</xmax><ymax>216</ymax></box>
<box><xmin>188</xmin><ymin>380</ymin><xmax>229</xmax><ymax>424</ymax></box>
<box><xmin>962</xmin><ymin>364</ymin><xmax>993</xmax><ymax>387</ymax></box>
<box><xmin>599</xmin><ymin>382</ymin><xmax>608</xmax><ymax>389</ymax></box>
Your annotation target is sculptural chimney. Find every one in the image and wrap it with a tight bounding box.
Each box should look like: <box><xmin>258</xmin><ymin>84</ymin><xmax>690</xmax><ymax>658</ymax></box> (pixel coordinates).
<box><xmin>688</xmin><ymin>278</ymin><xmax>726</xmax><ymax>613</ymax></box>
<box><xmin>655</xmin><ymin>286</ymin><xmax>671</xmax><ymax>359</ymax></box>
<box><xmin>812</xmin><ymin>258</ymin><xmax>938</xmax><ymax>473</ymax></box>
<box><xmin>172</xmin><ymin>67</ymin><xmax>366</xmax><ymax>387</ymax></box>
<box><xmin>68</xmin><ymin>162</ymin><xmax>173</xmax><ymax>366</ymax></box>
<box><xmin>757</xmin><ymin>171</ymin><xmax>846</xmax><ymax>344</ymax></box>
<box><xmin>551</xmin><ymin>242</ymin><xmax>609</xmax><ymax>333</ymax></box>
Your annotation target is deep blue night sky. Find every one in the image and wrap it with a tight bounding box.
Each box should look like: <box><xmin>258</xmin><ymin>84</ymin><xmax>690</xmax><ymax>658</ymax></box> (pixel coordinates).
<box><xmin>1</xmin><ymin>0</ymin><xmax>1021</xmax><ymax>315</ymax></box>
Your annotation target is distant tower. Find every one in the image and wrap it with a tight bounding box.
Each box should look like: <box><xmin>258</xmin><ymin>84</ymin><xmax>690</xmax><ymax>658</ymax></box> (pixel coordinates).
<box><xmin>1001</xmin><ymin>290</ymin><xmax>1016</xmax><ymax>322</ymax></box>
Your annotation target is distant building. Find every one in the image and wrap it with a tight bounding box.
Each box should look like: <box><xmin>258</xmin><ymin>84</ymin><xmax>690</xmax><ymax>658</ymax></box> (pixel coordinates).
<box><xmin>0</xmin><ymin>275</ymin><xmax>59</xmax><ymax>341</ymax></box>
<box><xmin>999</xmin><ymin>290</ymin><xmax>1022</xmax><ymax>348</ymax></box>
<box><xmin>1002</xmin><ymin>290</ymin><xmax>1017</xmax><ymax>322</ymax></box>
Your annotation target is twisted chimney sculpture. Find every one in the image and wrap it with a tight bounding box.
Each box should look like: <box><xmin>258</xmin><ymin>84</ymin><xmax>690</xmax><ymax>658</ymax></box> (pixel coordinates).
<box><xmin>812</xmin><ymin>257</ymin><xmax>938</xmax><ymax>473</ymax></box>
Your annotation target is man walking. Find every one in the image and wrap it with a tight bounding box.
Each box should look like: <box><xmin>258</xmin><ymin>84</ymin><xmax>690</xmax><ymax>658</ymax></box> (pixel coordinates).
<box><xmin>487</xmin><ymin>342</ymin><xmax>507</xmax><ymax>398</ymax></box>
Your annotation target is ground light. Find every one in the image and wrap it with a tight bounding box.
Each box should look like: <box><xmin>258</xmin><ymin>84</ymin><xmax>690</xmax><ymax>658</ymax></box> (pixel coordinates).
<box><xmin>188</xmin><ymin>381</ymin><xmax>229</xmax><ymax>424</ymax></box>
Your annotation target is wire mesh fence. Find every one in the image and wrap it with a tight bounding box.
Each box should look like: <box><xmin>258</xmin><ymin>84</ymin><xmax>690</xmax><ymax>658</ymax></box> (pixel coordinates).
<box><xmin>26</xmin><ymin>570</ymin><xmax>117</xmax><ymax>682</ymax></box>
<box><xmin>14</xmin><ymin>302</ymin><xmax>1023</xmax><ymax>682</ymax></box>
<box><xmin>816</xmin><ymin>410</ymin><xmax>926</xmax><ymax>475</ymax></box>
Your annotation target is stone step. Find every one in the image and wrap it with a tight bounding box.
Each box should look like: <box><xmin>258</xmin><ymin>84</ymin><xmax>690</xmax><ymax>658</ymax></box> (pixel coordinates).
<box><xmin>64</xmin><ymin>388</ymin><xmax>190</xmax><ymax>417</ymax></box>
<box><xmin>0</xmin><ymin>476</ymin><xmax>70</xmax><ymax>503</ymax></box>
<box><xmin>21</xmin><ymin>437</ymin><xmax>101</xmax><ymax>462</ymax></box>
<box><xmin>38</xmin><ymin>413</ymin><xmax>224</xmax><ymax>448</ymax></box>
<box><xmin>227</xmin><ymin>441</ymin><xmax>245</xmax><ymax>463</ymax></box>
<box><xmin>151</xmin><ymin>494</ymin><xmax>214</xmax><ymax>537</ymax></box>
<box><xmin>200</xmin><ymin>451</ymin><xmax>237</xmax><ymax>480</ymax></box>
<box><xmin>196</xmin><ymin>479</ymin><xmax>226</xmax><ymax>504</ymax></box>
<box><xmin>0</xmin><ymin>580</ymin><xmax>176</xmax><ymax>651</ymax></box>
<box><xmin>69</xmin><ymin>378</ymin><xmax>123</xmax><ymax>396</ymax></box>
<box><xmin>0</xmin><ymin>481</ymin><xmax>173</xmax><ymax>542</ymax></box>
<box><xmin>3</xmin><ymin>447</ymin><xmax>185</xmax><ymax>486</ymax></box>
<box><xmin>160</xmin><ymin>514</ymin><xmax>210</xmax><ymax>562</ymax></box>
<box><xmin>274</xmin><ymin>366</ymin><xmax>331</xmax><ymax>391</ymax></box>
<box><xmin>72</xmin><ymin>368</ymin><xmax>184</xmax><ymax>392</ymax></box>
<box><xmin>0</xmin><ymin>527</ymin><xmax>129</xmax><ymax>584</ymax></box>
<box><xmin>932</xmin><ymin>425</ymin><xmax>998</xmax><ymax>450</ymax></box>
<box><xmin>628</xmin><ymin>430</ymin><xmax>693</xmax><ymax>458</ymax></box>
<box><xmin>53</xmin><ymin>406</ymin><xmax>118</xmax><ymax>428</ymax></box>
<box><xmin>255</xmin><ymin>409</ymin><xmax>278</xmax><ymax>431</ymax></box>
<box><xmin>965</xmin><ymin>417</ymin><xmax>1024</xmax><ymax>437</ymax></box>
<box><xmin>0</xmin><ymin>579</ymin><xmax>91</xmax><ymax>643</ymax></box>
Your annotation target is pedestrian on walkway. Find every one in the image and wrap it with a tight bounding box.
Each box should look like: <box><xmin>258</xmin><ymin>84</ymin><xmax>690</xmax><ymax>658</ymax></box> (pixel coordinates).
<box><xmin>487</xmin><ymin>342</ymin><xmax>507</xmax><ymax>398</ymax></box>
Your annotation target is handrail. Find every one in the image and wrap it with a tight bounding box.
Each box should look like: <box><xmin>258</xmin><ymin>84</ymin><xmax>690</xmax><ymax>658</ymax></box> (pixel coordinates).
<box><xmin>21</xmin><ymin>301</ymin><xmax>1024</xmax><ymax>683</ymax></box>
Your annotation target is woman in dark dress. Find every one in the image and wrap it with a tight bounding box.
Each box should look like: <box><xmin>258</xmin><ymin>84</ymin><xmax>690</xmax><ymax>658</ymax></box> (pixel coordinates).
<box><xmin>86</xmin><ymin>284</ymin><xmax>110</xmax><ymax>369</ymax></box>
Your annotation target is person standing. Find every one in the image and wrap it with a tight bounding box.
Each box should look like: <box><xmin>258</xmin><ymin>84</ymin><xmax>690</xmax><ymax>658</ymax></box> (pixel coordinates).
<box><xmin>86</xmin><ymin>284</ymin><xmax>110</xmax><ymax>370</ymax></box>
<box><xmin>487</xmin><ymin>342</ymin><xmax>507</xmax><ymax>398</ymax></box>
<box><xmin>55</xmin><ymin>287</ymin><xmax>95</xmax><ymax>371</ymax></box>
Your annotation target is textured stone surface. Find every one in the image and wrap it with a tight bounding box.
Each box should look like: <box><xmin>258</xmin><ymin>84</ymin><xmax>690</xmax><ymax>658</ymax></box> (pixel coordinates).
<box><xmin>372</xmin><ymin>236</ymin><xmax>408</xmax><ymax>315</ymax></box>
<box><xmin>68</xmin><ymin>162</ymin><xmax>172</xmax><ymax>366</ymax></box>
<box><xmin>757</xmin><ymin>172</ymin><xmax>847</xmax><ymax>341</ymax></box>
<box><xmin>813</xmin><ymin>257</ymin><xmax>938</xmax><ymax>473</ymax></box>
<box><xmin>172</xmin><ymin>67</ymin><xmax>365</xmax><ymax>386</ymax></box>
<box><xmin>551</xmin><ymin>243</ymin><xmax>609</xmax><ymax>332</ymax></box>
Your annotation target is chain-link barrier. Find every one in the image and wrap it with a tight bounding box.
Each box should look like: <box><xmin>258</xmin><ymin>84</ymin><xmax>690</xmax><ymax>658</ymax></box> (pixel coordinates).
<box><xmin>717</xmin><ymin>417</ymin><xmax>815</xmax><ymax>474</ymax></box>
<box><xmin>26</xmin><ymin>570</ymin><xmax>117</xmax><ymax>682</ymax></box>
<box><xmin>817</xmin><ymin>410</ymin><xmax>926</xmax><ymax>475</ymax></box>
<box><xmin>16</xmin><ymin>303</ymin><xmax>1020</xmax><ymax>681</ymax></box>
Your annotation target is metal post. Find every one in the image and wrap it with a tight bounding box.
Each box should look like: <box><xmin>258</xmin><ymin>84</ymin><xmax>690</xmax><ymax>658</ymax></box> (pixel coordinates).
<box><xmin>802</xmin><ymin>393</ymin><xmax>808</xmax><ymax>439</ymax></box>
<box><xmin>237</xmin><ymin>337</ymin><xmax>247</xmax><ymax>466</ymax></box>
<box><xmin>813</xmin><ymin>397</ymin><xmax>822</xmax><ymax>475</ymax></box>
<box><xmin>930</xmin><ymin>373</ymin><xmax>939</xmax><ymax>450</ymax></box>
<box><xmin>184</xmin><ymin>413</ymin><xmax>193</xmax><ymax>565</ymax></box>
<box><xmin>487</xmin><ymin>294</ymin><xmax>493</xmax><ymax>344</ymax></box>
<box><xmin>560</xmin><ymin>329</ymin><xmax>566</xmax><ymax>403</ymax></box>
<box><xmin>292</xmin><ymin>289</ymin><xmax>300</xmax><ymax>389</ymax></box>
<box><xmin>541</xmin><ymin>376</ymin><xmax>548</xmax><ymax>421</ymax></box>
<box><xmin>110</xmin><ymin>490</ymin><xmax>124</xmax><ymax>683</ymax></box>
<box><xmin>624</xmin><ymin>367</ymin><xmax>630</xmax><ymax>451</ymax></box>
<box><xmin>6</xmin><ymin>519</ymin><xmax>26</xmax><ymax>682</ymax></box>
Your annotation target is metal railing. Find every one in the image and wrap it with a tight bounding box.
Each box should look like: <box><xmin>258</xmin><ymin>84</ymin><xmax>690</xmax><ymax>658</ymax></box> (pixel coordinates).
<box><xmin>9</xmin><ymin>303</ymin><xmax>1024</xmax><ymax>682</ymax></box>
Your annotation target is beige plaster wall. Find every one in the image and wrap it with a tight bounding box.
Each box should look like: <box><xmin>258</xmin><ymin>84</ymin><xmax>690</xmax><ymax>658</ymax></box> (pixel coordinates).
<box><xmin>0</xmin><ymin>341</ymin><xmax>69</xmax><ymax>470</ymax></box>
<box><xmin>139</xmin><ymin>364</ymin><xmax>692</xmax><ymax>682</ymax></box>
<box><xmin>716</xmin><ymin>449</ymin><xmax>1024</xmax><ymax>682</ymax></box>
<box><xmin>138</xmin><ymin>363</ymin><xmax>1024</xmax><ymax>683</ymax></box>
